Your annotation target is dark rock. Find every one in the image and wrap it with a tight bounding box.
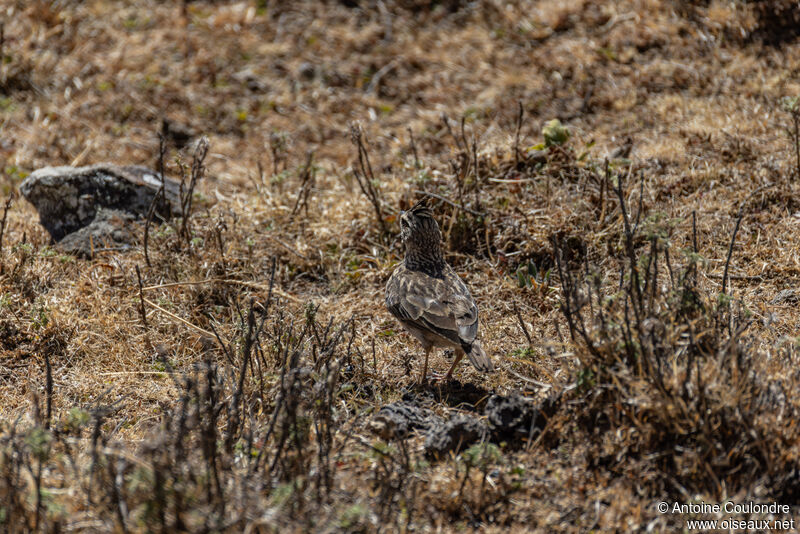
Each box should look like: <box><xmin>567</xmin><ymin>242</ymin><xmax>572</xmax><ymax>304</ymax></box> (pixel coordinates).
<box><xmin>432</xmin><ymin>380</ymin><xmax>490</xmax><ymax>411</ymax></box>
<box><xmin>298</xmin><ymin>62</ymin><xmax>316</xmax><ymax>80</ymax></box>
<box><xmin>424</xmin><ymin>414</ymin><xmax>488</xmax><ymax>457</ymax></box>
<box><xmin>485</xmin><ymin>393</ymin><xmax>553</xmax><ymax>441</ymax></box>
<box><xmin>20</xmin><ymin>164</ymin><xmax>180</xmax><ymax>256</ymax></box>
<box><xmin>370</xmin><ymin>400</ymin><xmax>443</xmax><ymax>440</ymax></box>
<box><xmin>401</xmin><ymin>385</ymin><xmax>434</xmax><ymax>403</ymax></box>
<box><xmin>56</xmin><ymin>208</ymin><xmax>137</xmax><ymax>256</ymax></box>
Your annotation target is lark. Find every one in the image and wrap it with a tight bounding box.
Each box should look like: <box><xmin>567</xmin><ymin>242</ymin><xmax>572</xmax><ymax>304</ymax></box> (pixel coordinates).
<box><xmin>385</xmin><ymin>200</ymin><xmax>494</xmax><ymax>384</ymax></box>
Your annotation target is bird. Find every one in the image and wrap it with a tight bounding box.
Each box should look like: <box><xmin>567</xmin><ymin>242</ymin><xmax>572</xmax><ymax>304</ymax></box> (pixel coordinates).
<box><xmin>385</xmin><ymin>199</ymin><xmax>494</xmax><ymax>384</ymax></box>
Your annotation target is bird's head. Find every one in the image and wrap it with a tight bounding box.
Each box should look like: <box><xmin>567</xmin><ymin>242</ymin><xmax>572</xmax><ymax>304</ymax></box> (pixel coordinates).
<box><xmin>399</xmin><ymin>198</ymin><xmax>441</xmax><ymax>248</ymax></box>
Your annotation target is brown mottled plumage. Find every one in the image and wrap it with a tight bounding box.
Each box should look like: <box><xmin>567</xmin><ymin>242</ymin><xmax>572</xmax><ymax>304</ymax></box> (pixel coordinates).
<box><xmin>385</xmin><ymin>199</ymin><xmax>493</xmax><ymax>384</ymax></box>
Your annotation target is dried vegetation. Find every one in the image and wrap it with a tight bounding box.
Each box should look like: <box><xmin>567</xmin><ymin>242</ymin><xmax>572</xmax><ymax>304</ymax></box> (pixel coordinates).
<box><xmin>1</xmin><ymin>0</ymin><xmax>800</xmax><ymax>531</ymax></box>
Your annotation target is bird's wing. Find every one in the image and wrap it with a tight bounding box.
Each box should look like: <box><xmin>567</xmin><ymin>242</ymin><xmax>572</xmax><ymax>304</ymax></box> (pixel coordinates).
<box><xmin>386</xmin><ymin>265</ymin><xmax>478</xmax><ymax>348</ymax></box>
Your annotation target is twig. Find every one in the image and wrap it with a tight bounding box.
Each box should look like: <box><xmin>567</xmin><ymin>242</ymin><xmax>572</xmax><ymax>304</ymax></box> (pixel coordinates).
<box><xmin>206</xmin><ymin>318</ymin><xmax>234</xmax><ymax>366</ymax></box>
<box><xmin>513</xmin><ymin>301</ymin><xmax>532</xmax><ymax>347</ymax></box>
<box><xmin>610</xmin><ymin>159</ymin><xmax>643</xmax><ymax>319</ymax></box>
<box><xmin>141</xmin><ymin>278</ymin><xmax>301</xmax><ymax>303</ymax></box>
<box><xmin>290</xmin><ymin>151</ymin><xmax>315</xmax><ymax>219</ymax></box>
<box><xmin>135</xmin><ymin>265</ymin><xmax>148</xmax><ymax>330</ymax></box>
<box><xmin>228</xmin><ymin>298</ymin><xmax>261</xmax><ymax>454</ymax></box>
<box><xmin>721</xmin><ymin>211</ymin><xmax>744</xmax><ymax>298</ymax></box>
<box><xmin>579</xmin><ymin>83</ymin><xmax>594</xmax><ymax>115</ymax></box>
<box><xmin>633</xmin><ymin>170</ymin><xmax>645</xmax><ymax>232</ymax></box>
<box><xmin>412</xmin><ymin>189</ymin><xmax>485</xmax><ymax>217</ymax></box>
<box><xmin>691</xmin><ymin>210</ymin><xmax>698</xmax><ymax>284</ymax></box>
<box><xmin>440</xmin><ymin>113</ymin><xmax>464</xmax><ymax>152</ymax></box>
<box><xmin>513</xmin><ymin>101</ymin><xmax>523</xmax><ymax>168</ymax></box>
<box><xmin>598</xmin><ymin>166</ymin><xmax>607</xmax><ymax>225</ymax></box>
<box><xmin>0</xmin><ymin>192</ymin><xmax>13</xmax><ymax>257</ymax></box>
<box><xmin>213</xmin><ymin>213</ymin><xmax>227</xmax><ymax>272</ymax></box>
<box><xmin>350</xmin><ymin>123</ymin><xmax>388</xmax><ymax>235</ymax></box>
<box><xmin>487</xmin><ymin>177</ymin><xmax>537</xmax><ymax>183</ymax></box>
<box><xmin>365</xmin><ymin>59</ymin><xmax>398</xmax><ymax>94</ymax></box>
<box><xmin>377</xmin><ymin>0</ymin><xmax>393</xmax><ymax>43</ymax></box>
<box><xmin>180</xmin><ymin>136</ymin><xmax>209</xmax><ymax>243</ymax></box>
<box><xmin>142</xmin><ymin>297</ymin><xmax>220</xmax><ymax>340</ymax></box>
<box><xmin>459</xmin><ymin>116</ymin><xmax>469</xmax><ymax>155</ymax></box>
<box><xmin>97</xmin><ymin>371</ymin><xmax>187</xmax><ymax>376</ymax></box>
<box><xmin>70</xmin><ymin>142</ymin><xmax>93</xmax><ymax>167</ymax></box>
<box><xmin>472</xmin><ymin>133</ymin><xmax>481</xmax><ymax>209</ymax></box>
<box><xmin>266</xmin><ymin>234</ymin><xmax>309</xmax><ymax>261</ymax></box>
<box><xmin>144</xmin><ymin>134</ymin><xmax>167</xmax><ymax>267</ymax></box>
<box><xmin>0</xmin><ymin>23</ymin><xmax>4</xmax><ymax>85</ymax></box>
<box><xmin>722</xmin><ymin>185</ymin><xmax>770</xmax><ymax>295</ymax></box>
<box><xmin>793</xmin><ymin>106</ymin><xmax>800</xmax><ymax>180</ymax></box>
<box><xmin>707</xmin><ymin>273</ymin><xmax>763</xmax><ymax>282</ymax></box>
<box><xmin>44</xmin><ymin>350</ymin><xmax>52</xmax><ymax>430</ymax></box>
<box><xmin>505</xmin><ymin>367</ymin><xmax>553</xmax><ymax>390</ymax></box>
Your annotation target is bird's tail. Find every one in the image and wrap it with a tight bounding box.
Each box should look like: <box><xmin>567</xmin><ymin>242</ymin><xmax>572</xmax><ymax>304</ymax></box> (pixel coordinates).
<box><xmin>465</xmin><ymin>340</ymin><xmax>494</xmax><ymax>373</ymax></box>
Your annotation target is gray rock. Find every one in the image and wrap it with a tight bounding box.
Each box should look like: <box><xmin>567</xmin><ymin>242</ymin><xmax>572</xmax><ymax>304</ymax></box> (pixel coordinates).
<box><xmin>369</xmin><ymin>400</ymin><xmax>443</xmax><ymax>440</ymax></box>
<box><xmin>424</xmin><ymin>414</ymin><xmax>488</xmax><ymax>457</ymax></box>
<box><xmin>19</xmin><ymin>164</ymin><xmax>180</xmax><ymax>256</ymax></box>
<box><xmin>56</xmin><ymin>208</ymin><xmax>137</xmax><ymax>256</ymax></box>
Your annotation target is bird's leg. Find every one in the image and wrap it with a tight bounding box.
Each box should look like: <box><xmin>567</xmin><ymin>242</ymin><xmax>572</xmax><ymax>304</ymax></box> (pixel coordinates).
<box><xmin>419</xmin><ymin>347</ymin><xmax>431</xmax><ymax>385</ymax></box>
<box><xmin>444</xmin><ymin>349</ymin><xmax>465</xmax><ymax>381</ymax></box>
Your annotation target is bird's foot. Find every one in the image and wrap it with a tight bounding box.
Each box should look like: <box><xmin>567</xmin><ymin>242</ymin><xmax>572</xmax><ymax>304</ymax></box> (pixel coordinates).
<box><xmin>429</xmin><ymin>371</ymin><xmax>452</xmax><ymax>384</ymax></box>
<box><xmin>415</xmin><ymin>372</ymin><xmax>447</xmax><ymax>389</ymax></box>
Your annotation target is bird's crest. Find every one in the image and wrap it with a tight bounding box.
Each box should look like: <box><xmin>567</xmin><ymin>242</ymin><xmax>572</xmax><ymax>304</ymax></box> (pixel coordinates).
<box><xmin>408</xmin><ymin>196</ymin><xmax>434</xmax><ymax>218</ymax></box>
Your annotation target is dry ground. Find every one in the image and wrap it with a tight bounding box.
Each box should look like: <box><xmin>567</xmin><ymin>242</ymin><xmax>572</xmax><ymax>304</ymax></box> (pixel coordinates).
<box><xmin>2</xmin><ymin>0</ymin><xmax>800</xmax><ymax>532</ymax></box>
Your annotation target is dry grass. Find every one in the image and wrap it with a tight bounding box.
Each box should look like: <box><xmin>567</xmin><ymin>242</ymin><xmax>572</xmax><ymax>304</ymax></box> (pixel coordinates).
<box><xmin>1</xmin><ymin>0</ymin><xmax>800</xmax><ymax>531</ymax></box>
